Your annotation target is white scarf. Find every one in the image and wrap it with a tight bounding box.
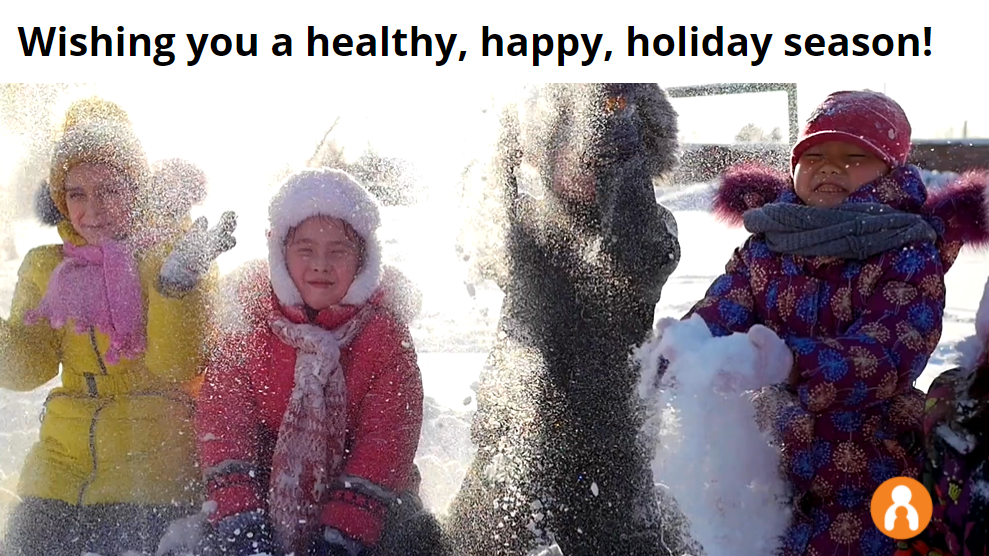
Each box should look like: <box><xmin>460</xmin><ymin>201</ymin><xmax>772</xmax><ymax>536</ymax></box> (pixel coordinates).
<box><xmin>267</xmin><ymin>310</ymin><xmax>366</xmax><ymax>553</ymax></box>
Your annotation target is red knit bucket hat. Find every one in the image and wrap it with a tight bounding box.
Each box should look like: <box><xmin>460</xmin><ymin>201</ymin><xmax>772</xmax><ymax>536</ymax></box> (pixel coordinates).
<box><xmin>790</xmin><ymin>90</ymin><xmax>912</xmax><ymax>172</ymax></box>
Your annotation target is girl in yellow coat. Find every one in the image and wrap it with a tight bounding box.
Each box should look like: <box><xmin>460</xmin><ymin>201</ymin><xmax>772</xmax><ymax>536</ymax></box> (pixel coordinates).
<box><xmin>0</xmin><ymin>97</ymin><xmax>237</xmax><ymax>556</ymax></box>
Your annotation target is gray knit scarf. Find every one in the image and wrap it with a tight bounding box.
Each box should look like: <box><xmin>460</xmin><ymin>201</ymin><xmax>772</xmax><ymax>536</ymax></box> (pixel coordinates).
<box><xmin>742</xmin><ymin>202</ymin><xmax>937</xmax><ymax>260</ymax></box>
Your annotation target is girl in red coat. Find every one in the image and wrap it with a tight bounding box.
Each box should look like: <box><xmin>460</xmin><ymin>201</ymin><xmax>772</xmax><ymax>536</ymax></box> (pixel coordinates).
<box><xmin>196</xmin><ymin>168</ymin><xmax>426</xmax><ymax>556</ymax></box>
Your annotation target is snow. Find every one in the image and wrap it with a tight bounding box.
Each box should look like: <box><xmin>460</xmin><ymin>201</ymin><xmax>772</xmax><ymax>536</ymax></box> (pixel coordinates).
<box><xmin>154</xmin><ymin>502</ymin><xmax>216</xmax><ymax>556</ymax></box>
<box><xmin>636</xmin><ymin>314</ymin><xmax>791</xmax><ymax>556</ymax></box>
<box><xmin>3</xmin><ymin>181</ymin><xmax>989</xmax><ymax>554</ymax></box>
<box><xmin>920</xmin><ymin>169</ymin><xmax>961</xmax><ymax>191</ymax></box>
<box><xmin>972</xmin><ymin>477</ymin><xmax>989</xmax><ymax>501</ymax></box>
<box><xmin>934</xmin><ymin>424</ymin><xmax>978</xmax><ymax>455</ymax></box>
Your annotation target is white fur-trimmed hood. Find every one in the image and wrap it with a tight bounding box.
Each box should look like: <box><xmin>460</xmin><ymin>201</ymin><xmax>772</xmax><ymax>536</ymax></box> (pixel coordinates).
<box><xmin>267</xmin><ymin>168</ymin><xmax>383</xmax><ymax>308</ymax></box>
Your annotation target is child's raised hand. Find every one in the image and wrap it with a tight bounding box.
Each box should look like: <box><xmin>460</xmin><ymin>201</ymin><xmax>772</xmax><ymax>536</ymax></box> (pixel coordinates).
<box><xmin>746</xmin><ymin>324</ymin><xmax>795</xmax><ymax>387</ymax></box>
<box><xmin>158</xmin><ymin>211</ymin><xmax>238</xmax><ymax>297</ymax></box>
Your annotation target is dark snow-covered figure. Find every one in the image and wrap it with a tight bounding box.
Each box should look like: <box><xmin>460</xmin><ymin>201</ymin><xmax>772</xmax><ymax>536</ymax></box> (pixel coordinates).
<box><xmin>446</xmin><ymin>83</ymin><xmax>686</xmax><ymax>556</ymax></box>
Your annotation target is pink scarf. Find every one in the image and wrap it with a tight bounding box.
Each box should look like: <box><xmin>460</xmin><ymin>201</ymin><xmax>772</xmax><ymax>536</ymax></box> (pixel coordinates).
<box><xmin>25</xmin><ymin>240</ymin><xmax>147</xmax><ymax>365</ymax></box>
<box><xmin>266</xmin><ymin>310</ymin><xmax>365</xmax><ymax>554</ymax></box>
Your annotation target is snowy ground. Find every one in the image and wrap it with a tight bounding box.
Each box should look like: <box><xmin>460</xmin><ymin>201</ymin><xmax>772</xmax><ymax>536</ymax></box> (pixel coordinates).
<box><xmin>1</xmin><ymin>184</ymin><xmax>987</xmax><ymax>544</ymax></box>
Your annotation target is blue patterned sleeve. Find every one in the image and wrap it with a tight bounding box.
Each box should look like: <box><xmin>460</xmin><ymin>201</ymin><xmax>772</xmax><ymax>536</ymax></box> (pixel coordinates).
<box><xmin>684</xmin><ymin>240</ymin><xmax>758</xmax><ymax>337</ymax></box>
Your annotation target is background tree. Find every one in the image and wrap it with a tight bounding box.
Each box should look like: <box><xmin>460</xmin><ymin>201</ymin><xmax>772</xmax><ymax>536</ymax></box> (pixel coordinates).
<box><xmin>734</xmin><ymin>123</ymin><xmax>783</xmax><ymax>143</ymax></box>
<box><xmin>306</xmin><ymin>118</ymin><xmax>420</xmax><ymax>206</ymax></box>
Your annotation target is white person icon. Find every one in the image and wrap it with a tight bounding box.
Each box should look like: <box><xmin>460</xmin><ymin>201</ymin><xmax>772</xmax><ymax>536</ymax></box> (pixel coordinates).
<box><xmin>871</xmin><ymin>477</ymin><xmax>933</xmax><ymax>539</ymax></box>
<box><xmin>885</xmin><ymin>485</ymin><xmax>920</xmax><ymax>531</ymax></box>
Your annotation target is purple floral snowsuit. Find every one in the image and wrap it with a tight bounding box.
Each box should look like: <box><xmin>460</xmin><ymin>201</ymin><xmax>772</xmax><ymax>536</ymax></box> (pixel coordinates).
<box><xmin>686</xmin><ymin>165</ymin><xmax>972</xmax><ymax>556</ymax></box>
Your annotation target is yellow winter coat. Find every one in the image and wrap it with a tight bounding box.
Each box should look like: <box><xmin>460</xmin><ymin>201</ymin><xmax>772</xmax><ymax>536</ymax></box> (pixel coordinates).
<box><xmin>0</xmin><ymin>220</ymin><xmax>214</xmax><ymax>507</ymax></box>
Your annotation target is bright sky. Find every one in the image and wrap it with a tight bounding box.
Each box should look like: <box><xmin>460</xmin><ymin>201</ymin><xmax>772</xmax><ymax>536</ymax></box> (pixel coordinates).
<box><xmin>83</xmin><ymin>80</ymin><xmax>984</xmax><ymax>165</ymax></box>
<box><xmin>3</xmin><ymin>80</ymin><xmax>987</xmax><ymax>211</ymax></box>
<box><xmin>74</xmin><ymin>81</ymin><xmax>505</xmax><ymax>191</ymax></box>
<box><xmin>665</xmin><ymin>80</ymin><xmax>988</xmax><ymax>143</ymax></box>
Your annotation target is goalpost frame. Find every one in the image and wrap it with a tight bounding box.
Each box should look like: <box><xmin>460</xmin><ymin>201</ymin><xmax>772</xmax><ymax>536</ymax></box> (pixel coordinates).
<box><xmin>665</xmin><ymin>83</ymin><xmax>799</xmax><ymax>145</ymax></box>
<box><xmin>662</xmin><ymin>83</ymin><xmax>989</xmax><ymax>179</ymax></box>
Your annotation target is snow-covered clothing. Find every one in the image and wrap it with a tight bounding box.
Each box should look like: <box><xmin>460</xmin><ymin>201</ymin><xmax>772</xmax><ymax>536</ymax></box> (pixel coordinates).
<box><xmin>897</xmin><ymin>193</ymin><xmax>989</xmax><ymax>556</ymax></box>
<box><xmin>157</xmin><ymin>211</ymin><xmax>238</xmax><ymax>298</ymax></box>
<box><xmin>1</xmin><ymin>498</ymin><xmax>195</xmax><ymax>556</ymax></box>
<box><xmin>0</xmin><ymin>99</ymin><xmax>217</xmax><ymax>556</ymax></box>
<box><xmin>199</xmin><ymin>266</ymin><xmax>422</xmax><ymax>552</ymax></box>
<box><xmin>196</xmin><ymin>169</ymin><xmax>431</xmax><ymax>556</ymax></box>
<box><xmin>447</xmin><ymin>83</ymin><xmax>685</xmax><ymax>556</ymax></box>
<box><xmin>689</xmin><ymin>163</ymin><xmax>989</xmax><ymax>556</ymax></box>
<box><xmin>895</xmin><ymin>366</ymin><xmax>989</xmax><ymax>556</ymax></box>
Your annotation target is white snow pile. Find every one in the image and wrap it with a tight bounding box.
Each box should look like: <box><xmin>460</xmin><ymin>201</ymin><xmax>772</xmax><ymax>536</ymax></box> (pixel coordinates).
<box><xmin>414</xmin><ymin>395</ymin><xmax>476</xmax><ymax>513</ymax></box>
<box><xmin>635</xmin><ymin>314</ymin><xmax>791</xmax><ymax>556</ymax></box>
<box><xmin>154</xmin><ymin>501</ymin><xmax>216</xmax><ymax>556</ymax></box>
<box><xmin>919</xmin><ymin>168</ymin><xmax>961</xmax><ymax>191</ymax></box>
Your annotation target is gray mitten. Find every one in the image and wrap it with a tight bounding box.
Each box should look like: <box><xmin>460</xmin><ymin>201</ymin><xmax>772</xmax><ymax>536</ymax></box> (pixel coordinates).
<box><xmin>158</xmin><ymin>211</ymin><xmax>237</xmax><ymax>297</ymax></box>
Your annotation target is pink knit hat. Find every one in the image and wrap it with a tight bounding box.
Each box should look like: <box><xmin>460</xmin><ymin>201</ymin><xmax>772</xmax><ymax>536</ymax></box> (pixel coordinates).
<box><xmin>791</xmin><ymin>90</ymin><xmax>912</xmax><ymax>172</ymax></box>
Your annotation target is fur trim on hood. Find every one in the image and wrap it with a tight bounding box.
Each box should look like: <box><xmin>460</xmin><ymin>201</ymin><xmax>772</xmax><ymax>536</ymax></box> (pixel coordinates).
<box><xmin>711</xmin><ymin>163</ymin><xmax>989</xmax><ymax>250</ymax></box>
<box><xmin>924</xmin><ymin>170</ymin><xmax>989</xmax><ymax>248</ymax></box>
<box><xmin>711</xmin><ymin>163</ymin><xmax>790</xmax><ymax>227</ymax></box>
<box><xmin>214</xmin><ymin>259</ymin><xmax>421</xmax><ymax>337</ymax></box>
<box><xmin>267</xmin><ymin>168</ymin><xmax>383</xmax><ymax>308</ymax></box>
<box><xmin>48</xmin><ymin>97</ymin><xmax>149</xmax><ymax>221</ymax></box>
<box><xmin>35</xmin><ymin>180</ymin><xmax>63</xmax><ymax>226</ymax></box>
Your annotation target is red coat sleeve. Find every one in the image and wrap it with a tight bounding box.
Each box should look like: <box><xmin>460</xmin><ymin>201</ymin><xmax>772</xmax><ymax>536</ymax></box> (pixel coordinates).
<box><xmin>196</xmin><ymin>333</ymin><xmax>265</xmax><ymax>524</ymax></box>
<box><xmin>785</xmin><ymin>242</ymin><xmax>945</xmax><ymax>414</ymax></box>
<box><xmin>320</xmin><ymin>312</ymin><xmax>424</xmax><ymax>547</ymax></box>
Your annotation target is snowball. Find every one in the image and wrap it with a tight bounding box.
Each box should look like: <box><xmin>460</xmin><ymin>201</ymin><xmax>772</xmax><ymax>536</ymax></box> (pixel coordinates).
<box><xmin>636</xmin><ymin>314</ymin><xmax>791</xmax><ymax>556</ymax></box>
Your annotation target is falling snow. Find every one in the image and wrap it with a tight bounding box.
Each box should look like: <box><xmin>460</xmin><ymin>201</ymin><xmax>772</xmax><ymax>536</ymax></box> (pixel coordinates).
<box><xmin>1</xmin><ymin>85</ymin><xmax>987</xmax><ymax>555</ymax></box>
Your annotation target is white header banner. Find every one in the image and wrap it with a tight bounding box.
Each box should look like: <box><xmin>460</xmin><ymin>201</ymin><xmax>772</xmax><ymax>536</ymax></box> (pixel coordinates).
<box><xmin>2</xmin><ymin>0</ymin><xmax>971</xmax><ymax>81</ymax></box>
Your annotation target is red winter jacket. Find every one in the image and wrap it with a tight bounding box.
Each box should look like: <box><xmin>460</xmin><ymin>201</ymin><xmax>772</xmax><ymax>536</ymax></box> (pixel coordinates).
<box><xmin>196</xmin><ymin>263</ymin><xmax>423</xmax><ymax>547</ymax></box>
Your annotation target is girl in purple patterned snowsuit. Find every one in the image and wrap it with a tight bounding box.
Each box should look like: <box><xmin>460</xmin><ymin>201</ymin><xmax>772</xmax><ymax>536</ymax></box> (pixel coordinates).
<box><xmin>679</xmin><ymin>91</ymin><xmax>989</xmax><ymax>556</ymax></box>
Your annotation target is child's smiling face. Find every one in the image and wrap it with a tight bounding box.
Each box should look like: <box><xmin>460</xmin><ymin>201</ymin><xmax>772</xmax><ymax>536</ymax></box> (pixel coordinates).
<box><xmin>285</xmin><ymin>215</ymin><xmax>362</xmax><ymax>311</ymax></box>
<box><xmin>64</xmin><ymin>162</ymin><xmax>137</xmax><ymax>245</ymax></box>
<box><xmin>793</xmin><ymin>141</ymin><xmax>890</xmax><ymax>208</ymax></box>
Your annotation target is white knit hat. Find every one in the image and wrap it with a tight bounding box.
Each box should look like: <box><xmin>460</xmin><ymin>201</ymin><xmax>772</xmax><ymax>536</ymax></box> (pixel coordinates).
<box><xmin>267</xmin><ymin>168</ymin><xmax>383</xmax><ymax>307</ymax></box>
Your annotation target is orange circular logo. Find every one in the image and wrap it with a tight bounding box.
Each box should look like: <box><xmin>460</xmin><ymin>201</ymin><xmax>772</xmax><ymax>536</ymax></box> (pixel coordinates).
<box><xmin>870</xmin><ymin>477</ymin><xmax>933</xmax><ymax>539</ymax></box>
